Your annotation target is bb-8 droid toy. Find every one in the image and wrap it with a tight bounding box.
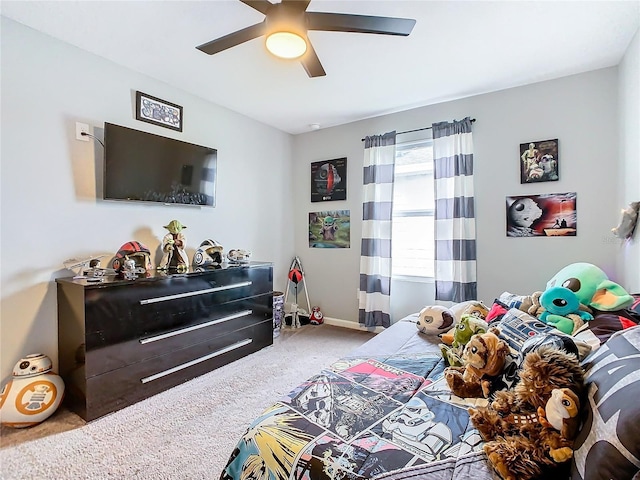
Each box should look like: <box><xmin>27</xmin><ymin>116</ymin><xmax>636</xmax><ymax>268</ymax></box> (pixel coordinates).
<box><xmin>0</xmin><ymin>353</ymin><xmax>65</xmax><ymax>428</ymax></box>
<box><xmin>310</xmin><ymin>306</ymin><xmax>324</xmax><ymax>325</ymax></box>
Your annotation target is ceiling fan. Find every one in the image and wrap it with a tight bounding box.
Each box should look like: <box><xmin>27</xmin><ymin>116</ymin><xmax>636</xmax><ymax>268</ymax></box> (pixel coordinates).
<box><xmin>196</xmin><ymin>0</ymin><xmax>416</xmax><ymax>78</ymax></box>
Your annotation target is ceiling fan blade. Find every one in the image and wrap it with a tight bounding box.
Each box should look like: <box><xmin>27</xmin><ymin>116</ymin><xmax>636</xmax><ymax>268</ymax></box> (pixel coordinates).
<box><xmin>300</xmin><ymin>40</ymin><xmax>326</xmax><ymax>78</ymax></box>
<box><xmin>281</xmin><ymin>0</ymin><xmax>311</xmax><ymax>12</ymax></box>
<box><xmin>196</xmin><ymin>22</ymin><xmax>266</xmax><ymax>55</ymax></box>
<box><xmin>240</xmin><ymin>0</ymin><xmax>272</xmax><ymax>15</ymax></box>
<box><xmin>306</xmin><ymin>12</ymin><xmax>416</xmax><ymax>36</ymax></box>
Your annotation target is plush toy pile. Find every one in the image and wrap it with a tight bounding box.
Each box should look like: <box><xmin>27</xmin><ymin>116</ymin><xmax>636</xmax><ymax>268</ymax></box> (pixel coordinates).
<box><xmin>469</xmin><ymin>344</ymin><xmax>585</xmax><ymax>480</ymax></box>
<box><xmin>497</xmin><ymin>262</ymin><xmax>635</xmax><ymax>337</ymax></box>
<box><xmin>427</xmin><ymin>262</ymin><xmax>639</xmax><ymax>480</ymax></box>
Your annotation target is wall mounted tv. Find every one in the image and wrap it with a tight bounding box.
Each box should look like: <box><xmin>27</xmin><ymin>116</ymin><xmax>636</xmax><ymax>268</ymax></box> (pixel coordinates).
<box><xmin>103</xmin><ymin>123</ymin><xmax>217</xmax><ymax>207</ymax></box>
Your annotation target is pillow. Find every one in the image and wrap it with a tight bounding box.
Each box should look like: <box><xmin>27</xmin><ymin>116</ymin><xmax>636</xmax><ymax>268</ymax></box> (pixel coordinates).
<box><xmin>577</xmin><ymin>311</ymin><xmax>638</xmax><ymax>345</ymax></box>
<box><xmin>493</xmin><ymin>307</ymin><xmax>557</xmax><ymax>353</ymax></box>
<box><xmin>571</xmin><ymin>325</ymin><xmax>640</xmax><ymax>480</ymax></box>
<box><xmin>496</xmin><ymin>308</ymin><xmax>593</xmax><ymax>360</ymax></box>
<box><xmin>624</xmin><ymin>293</ymin><xmax>640</xmax><ymax>322</ymax></box>
<box><xmin>498</xmin><ymin>291</ymin><xmax>532</xmax><ymax>310</ymax></box>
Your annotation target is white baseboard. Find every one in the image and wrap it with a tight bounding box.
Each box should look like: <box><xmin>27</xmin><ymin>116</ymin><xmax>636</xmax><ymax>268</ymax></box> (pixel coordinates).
<box><xmin>323</xmin><ymin>316</ymin><xmax>385</xmax><ymax>334</ymax></box>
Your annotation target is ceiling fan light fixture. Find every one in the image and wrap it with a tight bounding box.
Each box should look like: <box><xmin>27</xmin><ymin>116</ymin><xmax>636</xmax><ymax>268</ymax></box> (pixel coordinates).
<box><xmin>265</xmin><ymin>31</ymin><xmax>307</xmax><ymax>59</ymax></box>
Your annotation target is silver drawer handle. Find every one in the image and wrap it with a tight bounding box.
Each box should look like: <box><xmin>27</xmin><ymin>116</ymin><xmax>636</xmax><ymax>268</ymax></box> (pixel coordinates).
<box><xmin>139</xmin><ymin>310</ymin><xmax>253</xmax><ymax>345</ymax></box>
<box><xmin>139</xmin><ymin>281</ymin><xmax>252</xmax><ymax>305</ymax></box>
<box><xmin>140</xmin><ymin>338</ymin><xmax>253</xmax><ymax>384</ymax></box>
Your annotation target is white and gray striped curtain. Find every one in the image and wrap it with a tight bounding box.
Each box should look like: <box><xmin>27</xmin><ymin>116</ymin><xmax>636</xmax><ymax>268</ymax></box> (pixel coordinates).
<box><xmin>431</xmin><ymin>117</ymin><xmax>477</xmax><ymax>302</ymax></box>
<box><xmin>359</xmin><ymin>131</ymin><xmax>396</xmax><ymax>328</ymax></box>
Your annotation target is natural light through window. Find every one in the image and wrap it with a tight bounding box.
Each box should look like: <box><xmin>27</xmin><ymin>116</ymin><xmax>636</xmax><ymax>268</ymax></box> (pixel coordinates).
<box><xmin>392</xmin><ymin>139</ymin><xmax>435</xmax><ymax>278</ymax></box>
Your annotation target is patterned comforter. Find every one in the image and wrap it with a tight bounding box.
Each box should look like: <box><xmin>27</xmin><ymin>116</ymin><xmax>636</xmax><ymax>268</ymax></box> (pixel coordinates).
<box><xmin>219</xmin><ymin>318</ymin><xmax>497</xmax><ymax>480</ymax></box>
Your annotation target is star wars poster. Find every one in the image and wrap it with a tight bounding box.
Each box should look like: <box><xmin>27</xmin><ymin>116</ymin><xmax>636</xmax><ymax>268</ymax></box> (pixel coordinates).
<box><xmin>519</xmin><ymin>139</ymin><xmax>559</xmax><ymax>183</ymax></box>
<box><xmin>506</xmin><ymin>192</ymin><xmax>577</xmax><ymax>237</ymax></box>
<box><xmin>311</xmin><ymin>158</ymin><xmax>347</xmax><ymax>202</ymax></box>
<box><xmin>309</xmin><ymin>210</ymin><xmax>350</xmax><ymax>248</ymax></box>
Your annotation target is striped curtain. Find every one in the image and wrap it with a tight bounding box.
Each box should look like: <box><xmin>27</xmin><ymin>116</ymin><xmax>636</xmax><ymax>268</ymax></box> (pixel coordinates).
<box><xmin>359</xmin><ymin>131</ymin><xmax>396</xmax><ymax>328</ymax></box>
<box><xmin>431</xmin><ymin>117</ymin><xmax>477</xmax><ymax>302</ymax></box>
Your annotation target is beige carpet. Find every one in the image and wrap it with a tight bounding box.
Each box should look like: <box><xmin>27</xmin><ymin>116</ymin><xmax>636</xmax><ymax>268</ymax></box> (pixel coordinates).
<box><xmin>0</xmin><ymin>324</ymin><xmax>375</xmax><ymax>479</ymax></box>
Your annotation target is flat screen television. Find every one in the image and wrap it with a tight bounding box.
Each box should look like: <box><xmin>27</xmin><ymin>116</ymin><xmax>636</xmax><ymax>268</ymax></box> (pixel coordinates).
<box><xmin>103</xmin><ymin>123</ymin><xmax>217</xmax><ymax>207</ymax></box>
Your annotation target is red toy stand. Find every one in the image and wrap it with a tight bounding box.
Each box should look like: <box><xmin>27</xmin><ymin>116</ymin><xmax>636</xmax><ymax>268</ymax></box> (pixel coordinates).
<box><xmin>284</xmin><ymin>256</ymin><xmax>312</xmax><ymax>328</ymax></box>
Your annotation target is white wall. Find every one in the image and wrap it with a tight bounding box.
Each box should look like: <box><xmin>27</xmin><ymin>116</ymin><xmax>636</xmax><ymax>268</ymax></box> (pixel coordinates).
<box><xmin>2</xmin><ymin>16</ymin><xmax>637</xmax><ymax>381</ymax></box>
<box><xmin>293</xmin><ymin>68</ymin><xmax>624</xmax><ymax>324</ymax></box>
<box><xmin>618</xmin><ymin>28</ymin><xmax>640</xmax><ymax>292</ymax></box>
<box><xmin>0</xmin><ymin>18</ymin><xmax>295</xmax><ymax>381</ymax></box>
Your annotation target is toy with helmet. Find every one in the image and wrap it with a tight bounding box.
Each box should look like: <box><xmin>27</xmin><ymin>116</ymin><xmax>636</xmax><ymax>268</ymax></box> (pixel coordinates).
<box><xmin>0</xmin><ymin>353</ymin><xmax>65</xmax><ymax>428</ymax></box>
<box><xmin>193</xmin><ymin>239</ymin><xmax>224</xmax><ymax>267</ymax></box>
<box><xmin>227</xmin><ymin>249</ymin><xmax>251</xmax><ymax>264</ymax></box>
<box><xmin>111</xmin><ymin>241</ymin><xmax>152</xmax><ymax>273</ymax></box>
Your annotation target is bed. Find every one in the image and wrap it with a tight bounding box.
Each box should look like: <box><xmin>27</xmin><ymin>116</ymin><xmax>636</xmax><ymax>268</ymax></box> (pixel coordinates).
<box><xmin>219</xmin><ymin>315</ymin><xmax>497</xmax><ymax>480</ymax></box>
<box><xmin>221</xmin><ymin>315</ymin><xmax>500</xmax><ymax>480</ymax></box>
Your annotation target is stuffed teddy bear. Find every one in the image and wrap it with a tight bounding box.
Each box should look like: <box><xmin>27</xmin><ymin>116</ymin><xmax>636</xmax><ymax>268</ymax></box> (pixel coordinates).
<box><xmin>481</xmin><ymin>387</ymin><xmax>582</xmax><ymax>480</ymax></box>
<box><xmin>468</xmin><ymin>344</ymin><xmax>584</xmax><ymax>442</ymax></box>
<box><xmin>416</xmin><ymin>305</ymin><xmax>456</xmax><ymax>336</ymax></box>
<box><xmin>439</xmin><ymin>314</ymin><xmax>489</xmax><ymax>366</ymax></box>
<box><xmin>444</xmin><ymin>328</ymin><xmax>510</xmax><ymax>398</ymax></box>
<box><xmin>537</xmin><ymin>286</ymin><xmax>593</xmax><ymax>334</ymax></box>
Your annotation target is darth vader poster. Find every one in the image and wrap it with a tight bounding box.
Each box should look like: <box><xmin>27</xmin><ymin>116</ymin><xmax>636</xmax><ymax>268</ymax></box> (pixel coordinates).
<box><xmin>311</xmin><ymin>158</ymin><xmax>347</xmax><ymax>202</ymax></box>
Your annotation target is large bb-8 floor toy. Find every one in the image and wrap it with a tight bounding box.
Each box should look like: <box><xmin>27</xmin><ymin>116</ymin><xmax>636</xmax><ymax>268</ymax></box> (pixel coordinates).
<box><xmin>0</xmin><ymin>353</ymin><xmax>65</xmax><ymax>428</ymax></box>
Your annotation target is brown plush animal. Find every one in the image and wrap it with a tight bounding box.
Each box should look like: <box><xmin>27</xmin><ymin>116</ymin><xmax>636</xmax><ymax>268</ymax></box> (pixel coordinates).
<box><xmin>481</xmin><ymin>388</ymin><xmax>582</xmax><ymax>480</ymax></box>
<box><xmin>468</xmin><ymin>346</ymin><xmax>584</xmax><ymax>480</ymax></box>
<box><xmin>537</xmin><ymin>387</ymin><xmax>581</xmax><ymax>442</ymax></box>
<box><xmin>468</xmin><ymin>345</ymin><xmax>584</xmax><ymax>441</ymax></box>
<box><xmin>482</xmin><ymin>422</ymin><xmax>577</xmax><ymax>480</ymax></box>
<box><xmin>444</xmin><ymin>328</ymin><xmax>510</xmax><ymax>398</ymax></box>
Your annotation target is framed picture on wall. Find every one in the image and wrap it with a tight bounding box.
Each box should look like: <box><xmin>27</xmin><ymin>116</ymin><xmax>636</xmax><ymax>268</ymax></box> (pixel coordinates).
<box><xmin>309</xmin><ymin>210</ymin><xmax>350</xmax><ymax>248</ymax></box>
<box><xmin>519</xmin><ymin>138</ymin><xmax>559</xmax><ymax>183</ymax></box>
<box><xmin>135</xmin><ymin>91</ymin><xmax>183</xmax><ymax>132</ymax></box>
<box><xmin>311</xmin><ymin>158</ymin><xmax>347</xmax><ymax>202</ymax></box>
<box><xmin>506</xmin><ymin>192</ymin><xmax>576</xmax><ymax>237</ymax></box>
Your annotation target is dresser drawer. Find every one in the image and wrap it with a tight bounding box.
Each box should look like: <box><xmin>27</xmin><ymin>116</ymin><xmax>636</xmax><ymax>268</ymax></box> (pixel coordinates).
<box><xmin>84</xmin><ymin>293</ymin><xmax>272</xmax><ymax>377</ymax></box>
<box><xmin>57</xmin><ymin>262</ymin><xmax>274</xmax><ymax>422</ymax></box>
<box><xmin>83</xmin><ymin>266</ymin><xmax>272</xmax><ymax>347</ymax></box>
<box><xmin>82</xmin><ymin>319</ymin><xmax>272</xmax><ymax>421</ymax></box>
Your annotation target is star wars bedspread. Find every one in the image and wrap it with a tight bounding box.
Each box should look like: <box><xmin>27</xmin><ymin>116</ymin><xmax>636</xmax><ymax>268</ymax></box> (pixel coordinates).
<box><xmin>219</xmin><ymin>318</ymin><xmax>497</xmax><ymax>480</ymax></box>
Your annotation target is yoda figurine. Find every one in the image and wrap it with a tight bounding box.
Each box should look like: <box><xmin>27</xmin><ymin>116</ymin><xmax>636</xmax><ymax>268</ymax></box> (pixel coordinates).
<box><xmin>159</xmin><ymin>220</ymin><xmax>189</xmax><ymax>271</ymax></box>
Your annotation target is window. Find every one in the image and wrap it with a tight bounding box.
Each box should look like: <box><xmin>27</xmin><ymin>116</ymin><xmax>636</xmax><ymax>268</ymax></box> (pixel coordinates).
<box><xmin>392</xmin><ymin>139</ymin><xmax>435</xmax><ymax>278</ymax></box>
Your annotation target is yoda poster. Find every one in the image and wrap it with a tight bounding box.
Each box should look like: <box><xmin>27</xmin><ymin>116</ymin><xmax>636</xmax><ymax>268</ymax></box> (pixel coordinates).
<box><xmin>309</xmin><ymin>210</ymin><xmax>350</xmax><ymax>248</ymax></box>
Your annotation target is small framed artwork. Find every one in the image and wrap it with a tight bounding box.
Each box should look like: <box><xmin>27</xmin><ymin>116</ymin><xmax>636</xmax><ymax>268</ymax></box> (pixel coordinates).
<box><xmin>309</xmin><ymin>210</ymin><xmax>351</xmax><ymax>248</ymax></box>
<box><xmin>506</xmin><ymin>192</ymin><xmax>576</xmax><ymax>237</ymax></box>
<box><xmin>135</xmin><ymin>91</ymin><xmax>183</xmax><ymax>132</ymax></box>
<box><xmin>311</xmin><ymin>158</ymin><xmax>347</xmax><ymax>202</ymax></box>
<box><xmin>519</xmin><ymin>139</ymin><xmax>559</xmax><ymax>183</ymax></box>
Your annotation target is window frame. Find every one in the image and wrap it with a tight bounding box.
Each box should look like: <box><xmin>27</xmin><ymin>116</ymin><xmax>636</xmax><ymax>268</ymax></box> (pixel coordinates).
<box><xmin>391</xmin><ymin>137</ymin><xmax>435</xmax><ymax>281</ymax></box>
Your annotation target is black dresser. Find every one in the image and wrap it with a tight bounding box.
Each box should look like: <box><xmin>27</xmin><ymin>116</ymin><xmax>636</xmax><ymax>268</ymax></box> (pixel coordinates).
<box><xmin>56</xmin><ymin>262</ymin><xmax>273</xmax><ymax>421</ymax></box>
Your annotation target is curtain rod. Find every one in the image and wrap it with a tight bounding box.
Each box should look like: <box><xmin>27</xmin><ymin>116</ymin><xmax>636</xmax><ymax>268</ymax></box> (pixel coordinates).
<box><xmin>360</xmin><ymin>118</ymin><xmax>476</xmax><ymax>142</ymax></box>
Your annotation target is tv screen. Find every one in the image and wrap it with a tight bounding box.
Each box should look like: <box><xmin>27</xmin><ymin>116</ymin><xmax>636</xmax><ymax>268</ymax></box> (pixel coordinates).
<box><xmin>103</xmin><ymin>123</ymin><xmax>217</xmax><ymax>207</ymax></box>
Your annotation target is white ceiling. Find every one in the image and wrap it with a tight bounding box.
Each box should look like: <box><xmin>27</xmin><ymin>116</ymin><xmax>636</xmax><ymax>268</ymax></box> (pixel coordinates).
<box><xmin>2</xmin><ymin>1</ymin><xmax>639</xmax><ymax>135</ymax></box>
